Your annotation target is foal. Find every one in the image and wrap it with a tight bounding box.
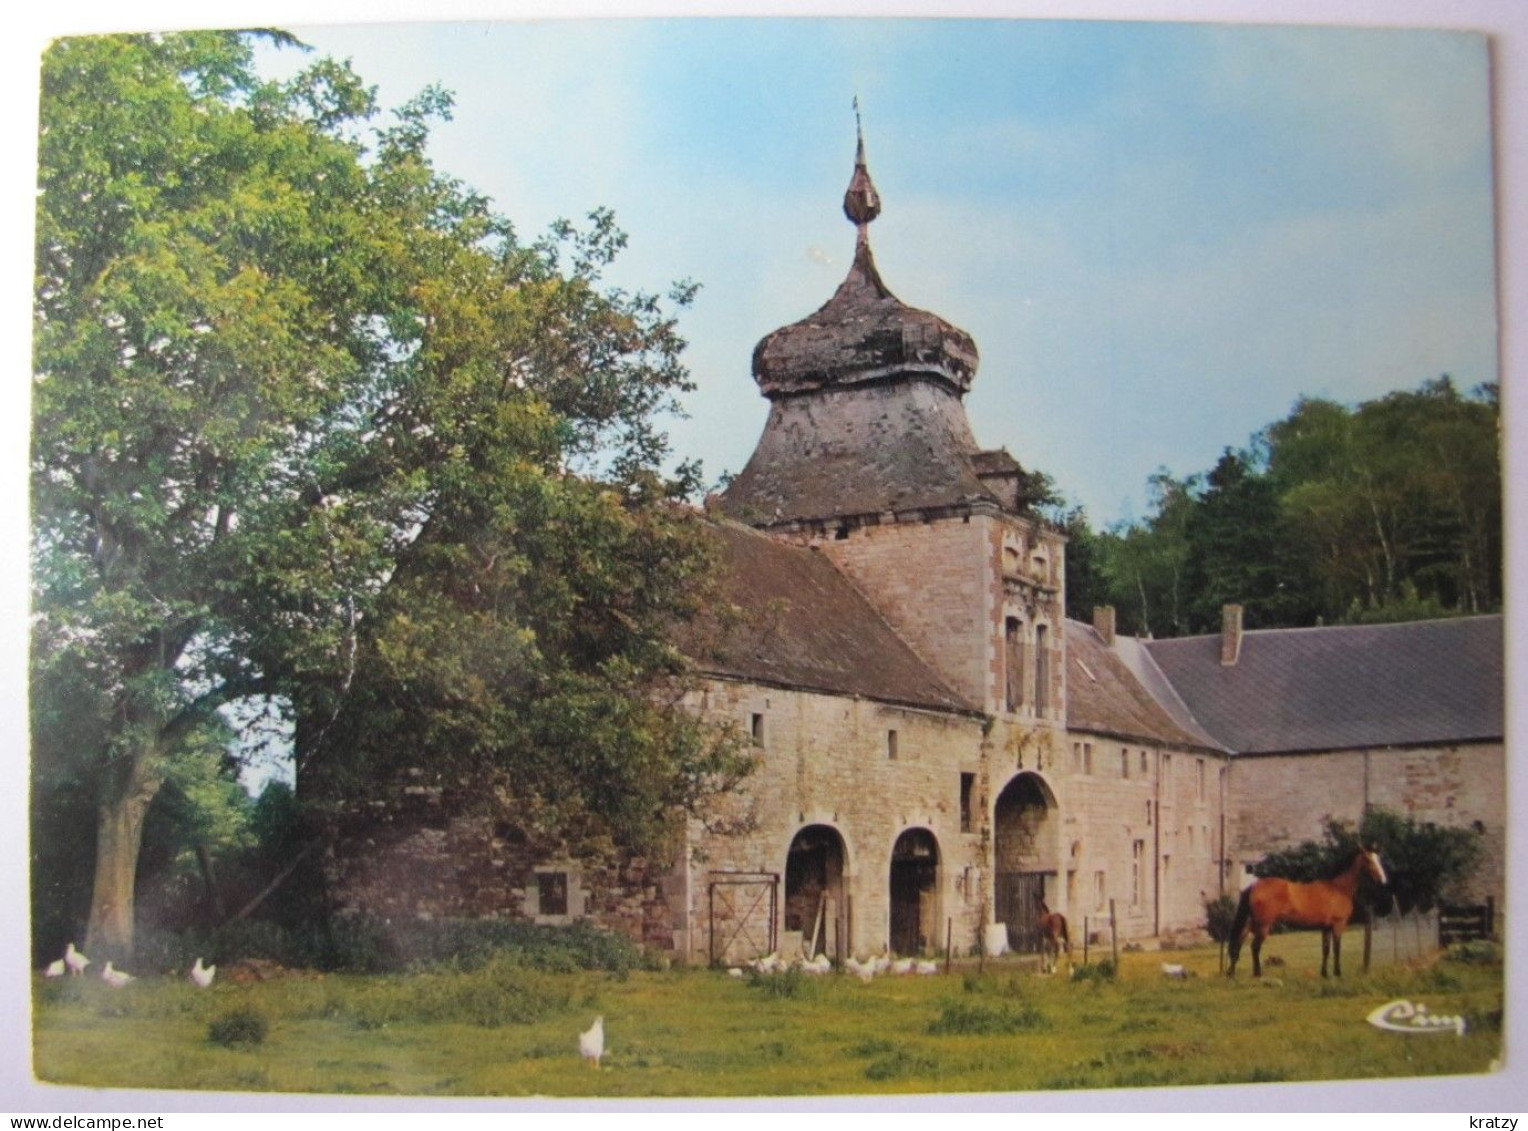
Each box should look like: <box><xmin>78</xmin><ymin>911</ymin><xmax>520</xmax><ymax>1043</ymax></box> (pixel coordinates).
<box><xmin>1035</xmin><ymin>894</ymin><xmax>1071</xmax><ymax>974</ymax></box>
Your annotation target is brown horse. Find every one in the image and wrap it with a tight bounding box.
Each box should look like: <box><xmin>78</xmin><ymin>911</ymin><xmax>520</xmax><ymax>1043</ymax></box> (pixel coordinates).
<box><xmin>1227</xmin><ymin>846</ymin><xmax>1387</xmax><ymax>978</ymax></box>
<box><xmin>1035</xmin><ymin>894</ymin><xmax>1070</xmax><ymax>974</ymax></box>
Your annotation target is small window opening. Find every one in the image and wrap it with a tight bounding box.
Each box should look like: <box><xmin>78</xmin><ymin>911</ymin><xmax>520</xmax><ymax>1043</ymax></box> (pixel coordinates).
<box><xmin>537</xmin><ymin>872</ymin><xmax>568</xmax><ymax>916</ymax></box>
<box><xmin>834</xmin><ymin>524</ymin><xmax>850</xmax><ymax>540</ymax></box>
<box><xmin>750</xmin><ymin>713</ymin><xmax>765</xmax><ymax>747</ymax></box>
<box><xmin>960</xmin><ymin>772</ymin><xmax>975</xmax><ymax>833</ymax></box>
<box><xmin>887</xmin><ymin>729</ymin><xmax>899</xmax><ymax>760</ymax></box>
<box><xmin>1121</xmin><ymin>749</ymin><xmax>1130</xmax><ymax>779</ymax></box>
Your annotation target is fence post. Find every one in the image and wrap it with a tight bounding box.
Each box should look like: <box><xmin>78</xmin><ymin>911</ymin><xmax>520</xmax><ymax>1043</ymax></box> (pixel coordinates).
<box><xmin>1109</xmin><ymin>899</ymin><xmax>1119</xmax><ymax>970</ymax></box>
<box><xmin>1363</xmin><ymin>913</ymin><xmax>1372</xmax><ymax>973</ymax></box>
<box><xmin>1083</xmin><ymin>917</ymin><xmax>1090</xmax><ymax>966</ymax></box>
<box><xmin>945</xmin><ymin>918</ymin><xmax>953</xmax><ymax>974</ymax></box>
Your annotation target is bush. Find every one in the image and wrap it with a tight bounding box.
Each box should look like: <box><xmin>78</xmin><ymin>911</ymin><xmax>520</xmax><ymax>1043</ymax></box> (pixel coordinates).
<box><xmin>1070</xmin><ymin>960</ymin><xmax>1116</xmax><ymax>983</ymax></box>
<box><xmin>928</xmin><ymin>999</ymin><xmax>1048</xmax><ymax>1035</ymax></box>
<box><xmin>208</xmin><ymin>1007</ymin><xmax>268</xmax><ymax>1048</ymax></box>
<box><xmin>137</xmin><ymin>916</ymin><xmax>653</xmax><ymax>975</ymax></box>
<box><xmin>1204</xmin><ymin>894</ymin><xmax>1239</xmax><ymax>943</ymax></box>
<box><xmin>1445</xmin><ymin>940</ymin><xmax>1502</xmax><ymax>966</ymax></box>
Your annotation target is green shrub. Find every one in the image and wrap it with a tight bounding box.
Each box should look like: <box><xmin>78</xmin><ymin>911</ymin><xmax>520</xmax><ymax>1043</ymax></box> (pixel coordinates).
<box><xmin>1445</xmin><ymin>940</ymin><xmax>1501</xmax><ymax>966</ymax></box>
<box><xmin>863</xmin><ymin>1047</ymin><xmax>938</xmax><ymax>1081</ymax></box>
<box><xmin>208</xmin><ymin>1007</ymin><xmax>268</xmax><ymax>1048</ymax></box>
<box><xmin>1204</xmin><ymin>894</ymin><xmax>1239</xmax><ymax>943</ymax></box>
<box><xmin>928</xmin><ymin>999</ymin><xmax>1048</xmax><ymax>1035</ymax></box>
<box><xmin>1070</xmin><ymin>960</ymin><xmax>1116</xmax><ymax>983</ymax></box>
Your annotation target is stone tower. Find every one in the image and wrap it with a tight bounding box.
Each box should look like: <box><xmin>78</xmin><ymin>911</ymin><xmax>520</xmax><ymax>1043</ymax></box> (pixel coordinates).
<box><xmin>718</xmin><ymin>119</ymin><xmax>1066</xmax><ymax>727</ymax></box>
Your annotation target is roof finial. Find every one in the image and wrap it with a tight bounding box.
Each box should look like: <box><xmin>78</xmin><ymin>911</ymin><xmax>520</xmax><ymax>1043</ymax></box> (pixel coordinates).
<box><xmin>843</xmin><ymin>96</ymin><xmax>881</xmax><ymax>228</ymax></box>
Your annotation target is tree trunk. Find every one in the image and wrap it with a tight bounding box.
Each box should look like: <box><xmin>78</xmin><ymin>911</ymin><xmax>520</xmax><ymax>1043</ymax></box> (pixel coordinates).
<box><xmin>85</xmin><ymin>758</ymin><xmax>162</xmax><ymax>960</ymax></box>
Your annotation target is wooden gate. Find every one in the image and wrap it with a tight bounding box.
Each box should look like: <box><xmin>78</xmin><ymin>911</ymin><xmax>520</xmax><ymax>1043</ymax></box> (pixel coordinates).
<box><xmin>708</xmin><ymin>872</ymin><xmax>778</xmax><ymax>967</ymax></box>
<box><xmin>1438</xmin><ymin>898</ymin><xmax>1495</xmax><ymax>945</ymax></box>
<box><xmin>995</xmin><ymin>871</ymin><xmax>1047</xmax><ymax>953</ymax></box>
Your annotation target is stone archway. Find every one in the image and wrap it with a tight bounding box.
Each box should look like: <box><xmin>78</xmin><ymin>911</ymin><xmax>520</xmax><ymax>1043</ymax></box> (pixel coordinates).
<box><xmin>785</xmin><ymin>825</ymin><xmax>847</xmax><ymax>958</ymax></box>
<box><xmin>889</xmin><ymin>828</ymin><xmax>941</xmax><ymax>956</ymax></box>
<box><xmin>993</xmin><ymin>772</ymin><xmax>1060</xmax><ymax>952</ymax></box>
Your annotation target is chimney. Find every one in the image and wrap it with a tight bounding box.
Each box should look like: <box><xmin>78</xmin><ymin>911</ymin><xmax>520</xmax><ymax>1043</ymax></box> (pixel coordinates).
<box><xmin>1221</xmin><ymin>604</ymin><xmax>1244</xmax><ymax>666</ymax></box>
<box><xmin>1093</xmin><ymin>605</ymin><xmax>1116</xmax><ymax>647</ymax></box>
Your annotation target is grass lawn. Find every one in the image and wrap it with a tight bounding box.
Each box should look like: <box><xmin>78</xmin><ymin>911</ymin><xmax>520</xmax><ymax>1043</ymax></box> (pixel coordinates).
<box><xmin>32</xmin><ymin>934</ymin><xmax>1503</xmax><ymax>1098</ymax></box>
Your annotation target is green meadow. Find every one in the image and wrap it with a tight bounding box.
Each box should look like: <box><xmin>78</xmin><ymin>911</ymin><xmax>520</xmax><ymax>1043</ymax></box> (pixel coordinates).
<box><xmin>33</xmin><ymin>935</ymin><xmax>1502</xmax><ymax>1098</ymax></box>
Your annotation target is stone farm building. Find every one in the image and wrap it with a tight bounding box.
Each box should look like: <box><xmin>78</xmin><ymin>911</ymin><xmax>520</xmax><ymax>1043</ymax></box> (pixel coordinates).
<box><xmin>323</xmin><ymin>137</ymin><xmax>1505</xmax><ymax>964</ymax></box>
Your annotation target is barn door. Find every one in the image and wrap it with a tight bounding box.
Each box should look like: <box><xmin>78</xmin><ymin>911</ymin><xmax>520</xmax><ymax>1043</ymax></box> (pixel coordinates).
<box><xmin>995</xmin><ymin>871</ymin><xmax>1046</xmax><ymax>953</ymax></box>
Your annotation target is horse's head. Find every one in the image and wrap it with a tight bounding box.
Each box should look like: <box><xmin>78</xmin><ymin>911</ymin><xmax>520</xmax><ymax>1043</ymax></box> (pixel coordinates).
<box><xmin>1359</xmin><ymin>845</ymin><xmax>1388</xmax><ymax>886</ymax></box>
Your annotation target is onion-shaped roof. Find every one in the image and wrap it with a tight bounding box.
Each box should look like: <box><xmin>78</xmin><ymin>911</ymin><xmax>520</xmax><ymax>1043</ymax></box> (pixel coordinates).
<box><xmin>750</xmin><ymin>129</ymin><xmax>978</xmax><ymax>399</ymax></box>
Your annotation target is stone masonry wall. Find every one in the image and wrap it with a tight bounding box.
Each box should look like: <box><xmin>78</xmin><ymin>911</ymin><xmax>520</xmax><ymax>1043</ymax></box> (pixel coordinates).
<box><xmin>1227</xmin><ymin>743</ymin><xmax>1506</xmax><ymax>913</ymax></box>
<box><xmin>685</xmin><ymin>678</ymin><xmax>987</xmax><ymax>962</ymax></box>
<box><xmin>322</xmin><ymin>787</ymin><xmax>678</xmax><ymax>952</ymax></box>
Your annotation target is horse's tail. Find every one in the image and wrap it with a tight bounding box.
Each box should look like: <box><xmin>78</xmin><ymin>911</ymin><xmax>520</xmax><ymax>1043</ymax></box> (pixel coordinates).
<box><xmin>1060</xmin><ymin>914</ymin><xmax>1071</xmax><ymax>953</ymax></box>
<box><xmin>1227</xmin><ymin>887</ymin><xmax>1252</xmax><ymax>966</ymax></box>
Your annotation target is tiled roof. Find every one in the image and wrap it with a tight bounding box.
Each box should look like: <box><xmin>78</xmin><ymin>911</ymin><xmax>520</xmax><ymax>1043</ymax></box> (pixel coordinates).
<box><xmin>678</xmin><ymin>521</ymin><xmax>980</xmax><ymax>715</ymax></box>
<box><xmin>1065</xmin><ymin>622</ymin><xmax>1225</xmax><ymax>751</ymax></box>
<box><xmin>1142</xmin><ymin>616</ymin><xmax>1503</xmax><ymax>754</ymax></box>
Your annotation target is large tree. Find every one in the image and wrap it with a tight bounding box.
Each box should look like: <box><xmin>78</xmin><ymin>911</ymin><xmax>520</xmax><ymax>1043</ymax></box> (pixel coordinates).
<box><xmin>32</xmin><ymin>31</ymin><xmax>740</xmax><ymax>958</ymax></box>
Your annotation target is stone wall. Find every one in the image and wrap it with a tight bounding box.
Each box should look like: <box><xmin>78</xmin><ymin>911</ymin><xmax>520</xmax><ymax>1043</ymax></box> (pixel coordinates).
<box><xmin>320</xmin><ymin>786</ymin><xmax>679</xmax><ymax>952</ymax></box>
<box><xmin>685</xmin><ymin>678</ymin><xmax>988</xmax><ymax>961</ymax></box>
<box><xmin>1226</xmin><ymin>742</ymin><xmax>1505</xmax><ymax>911</ymax></box>
<box><xmin>1039</xmin><ymin>732</ymin><xmax>1228</xmax><ymax>943</ymax></box>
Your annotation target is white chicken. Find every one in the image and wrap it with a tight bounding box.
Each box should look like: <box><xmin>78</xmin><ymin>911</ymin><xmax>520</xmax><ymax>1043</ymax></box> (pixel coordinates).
<box><xmin>579</xmin><ymin>1015</ymin><xmax>604</xmax><ymax>1070</ymax></box>
<box><xmin>190</xmin><ymin>957</ymin><xmax>216</xmax><ymax>988</ymax></box>
<box><xmin>914</xmin><ymin>960</ymin><xmax>939</xmax><ymax>975</ymax></box>
<box><xmin>44</xmin><ymin>959</ymin><xmax>65</xmax><ymax>978</ymax></box>
<box><xmin>64</xmin><ymin>942</ymin><xmax>89</xmax><ymax>976</ymax></box>
<box><xmin>801</xmin><ymin>953</ymin><xmax>832</xmax><ymax>975</ymax></box>
<box><xmin>101</xmin><ymin>961</ymin><xmax>135</xmax><ymax>988</ymax></box>
<box><xmin>890</xmin><ymin>957</ymin><xmax>914</xmax><ymax>975</ymax></box>
<box><xmin>1161</xmin><ymin>963</ymin><xmax>1189</xmax><ymax>979</ymax></box>
<box><xmin>726</xmin><ymin>966</ymin><xmax>744</xmax><ymax>978</ymax></box>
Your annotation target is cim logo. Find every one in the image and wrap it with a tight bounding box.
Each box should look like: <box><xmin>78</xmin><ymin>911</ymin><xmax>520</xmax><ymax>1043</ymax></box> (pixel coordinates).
<box><xmin>1365</xmin><ymin>999</ymin><xmax>1467</xmax><ymax>1037</ymax></box>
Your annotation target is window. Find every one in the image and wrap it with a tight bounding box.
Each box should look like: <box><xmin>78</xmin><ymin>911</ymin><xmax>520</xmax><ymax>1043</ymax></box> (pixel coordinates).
<box><xmin>750</xmin><ymin>713</ymin><xmax>765</xmax><ymax>747</ymax></box>
<box><xmin>1121</xmin><ymin>749</ymin><xmax>1130</xmax><ymax>779</ymax></box>
<box><xmin>1132</xmin><ymin>841</ymin><xmax>1144</xmax><ymax>905</ymax></box>
<box><xmin>1094</xmin><ymin>870</ymin><xmax>1106</xmax><ymax>911</ymax></box>
<box><xmin>1005</xmin><ymin>617</ymin><xmax>1023</xmax><ymax>712</ymax></box>
<box><xmin>1140</xmin><ymin>750</ymin><xmax>1149</xmax><ymax>776</ymax></box>
<box><xmin>1146</xmin><ymin>800</ymin><xmax>1153</xmax><ymax>826</ymax></box>
<box><xmin>1083</xmin><ymin>742</ymin><xmax>1093</xmax><ymax>775</ymax></box>
<box><xmin>537</xmin><ymin>872</ymin><xmax>568</xmax><ymax>917</ymax></box>
<box><xmin>1197</xmin><ymin>758</ymin><xmax>1206</xmax><ymax>802</ymax></box>
<box><xmin>1034</xmin><ymin>624</ymin><xmax>1051</xmax><ymax>714</ymax></box>
<box><xmin>1188</xmin><ymin>825</ymin><xmax>1196</xmax><ymax>854</ymax></box>
<box><xmin>960</xmin><ymin>773</ymin><xmax>975</xmax><ymax>833</ymax></box>
<box><xmin>1162</xmin><ymin>754</ymin><xmax>1172</xmax><ymax>791</ymax></box>
<box><xmin>887</xmin><ymin>729</ymin><xmax>899</xmax><ymax>760</ymax></box>
<box><xmin>1072</xmin><ymin>741</ymin><xmax>1083</xmax><ymax>773</ymax></box>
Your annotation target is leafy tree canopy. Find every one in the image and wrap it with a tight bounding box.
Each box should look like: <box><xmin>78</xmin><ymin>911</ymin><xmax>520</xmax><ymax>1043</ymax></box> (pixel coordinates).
<box><xmin>32</xmin><ymin>30</ymin><xmax>743</xmax><ymax>957</ymax></box>
<box><xmin>1067</xmin><ymin>377</ymin><xmax>1500</xmax><ymax>635</ymax></box>
<box><xmin>1250</xmin><ymin>808</ymin><xmax>1483</xmax><ymax>916</ymax></box>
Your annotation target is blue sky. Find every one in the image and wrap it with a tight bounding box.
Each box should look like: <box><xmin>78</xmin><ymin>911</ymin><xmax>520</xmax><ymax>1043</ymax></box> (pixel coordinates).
<box><xmin>256</xmin><ymin>17</ymin><xmax>1497</xmax><ymax>525</ymax></box>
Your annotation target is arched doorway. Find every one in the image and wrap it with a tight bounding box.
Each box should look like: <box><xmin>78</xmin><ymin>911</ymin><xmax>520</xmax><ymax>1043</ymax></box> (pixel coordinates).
<box><xmin>993</xmin><ymin>772</ymin><xmax>1060</xmax><ymax>953</ymax></box>
<box><xmin>889</xmin><ymin>828</ymin><xmax>941</xmax><ymax>956</ymax></box>
<box><xmin>785</xmin><ymin>825</ymin><xmax>847</xmax><ymax>958</ymax></box>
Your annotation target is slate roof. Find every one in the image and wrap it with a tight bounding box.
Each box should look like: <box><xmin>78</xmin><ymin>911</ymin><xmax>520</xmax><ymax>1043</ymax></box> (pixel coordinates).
<box><xmin>716</xmin><ymin>380</ymin><xmax>1002</xmax><ymax>526</ymax></box>
<box><xmin>678</xmin><ymin>520</ymin><xmax>980</xmax><ymax>716</ymax></box>
<box><xmin>1065</xmin><ymin>621</ymin><xmax>1225</xmax><ymax>752</ymax></box>
<box><xmin>1142</xmin><ymin>615</ymin><xmax>1504</xmax><ymax>754</ymax></box>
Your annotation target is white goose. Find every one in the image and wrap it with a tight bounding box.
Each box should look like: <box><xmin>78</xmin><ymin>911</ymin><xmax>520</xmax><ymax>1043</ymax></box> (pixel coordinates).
<box><xmin>44</xmin><ymin>959</ymin><xmax>65</xmax><ymax>978</ymax></box>
<box><xmin>190</xmin><ymin>957</ymin><xmax>216</xmax><ymax>988</ymax></box>
<box><xmin>101</xmin><ymin>961</ymin><xmax>135</xmax><ymax>988</ymax></box>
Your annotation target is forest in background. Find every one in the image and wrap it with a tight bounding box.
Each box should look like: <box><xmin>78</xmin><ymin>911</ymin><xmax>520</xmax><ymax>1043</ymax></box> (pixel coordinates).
<box><xmin>1056</xmin><ymin>376</ymin><xmax>1501</xmax><ymax>637</ymax></box>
